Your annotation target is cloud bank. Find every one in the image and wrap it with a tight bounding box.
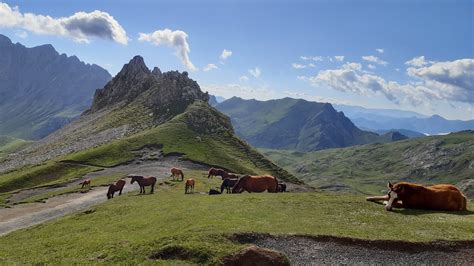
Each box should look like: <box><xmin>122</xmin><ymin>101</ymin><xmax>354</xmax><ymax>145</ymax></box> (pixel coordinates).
<box><xmin>0</xmin><ymin>3</ymin><xmax>128</xmax><ymax>44</ymax></box>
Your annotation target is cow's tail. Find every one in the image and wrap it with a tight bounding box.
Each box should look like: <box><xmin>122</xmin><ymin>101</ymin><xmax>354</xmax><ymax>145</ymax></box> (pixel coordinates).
<box><xmin>461</xmin><ymin>195</ymin><xmax>467</xmax><ymax>211</ymax></box>
<box><xmin>274</xmin><ymin>176</ymin><xmax>279</xmax><ymax>193</ymax></box>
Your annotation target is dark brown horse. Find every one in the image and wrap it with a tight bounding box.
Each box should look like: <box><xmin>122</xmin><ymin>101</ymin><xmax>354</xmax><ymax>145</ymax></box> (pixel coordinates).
<box><xmin>79</xmin><ymin>179</ymin><xmax>91</xmax><ymax>189</ymax></box>
<box><xmin>130</xmin><ymin>175</ymin><xmax>157</xmax><ymax>194</ymax></box>
<box><xmin>223</xmin><ymin>173</ymin><xmax>239</xmax><ymax>180</ymax></box>
<box><xmin>232</xmin><ymin>175</ymin><xmax>278</xmax><ymax>193</ymax></box>
<box><xmin>107</xmin><ymin>179</ymin><xmax>126</xmax><ymax>199</ymax></box>
<box><xmin>221</xmin><ymin>178</ymin><xmax>238</xmax><ymax>194</ymax></box>
<box><xmin>170</xmin><ymin>167</ymin><xmax>184</xmax><ymax>181</ymax></box>
<box><xmin>208</xmin><ymin>167</ymin><xmax>228</xmax><ymax>179</ymax></box>
<box><xmin>185</xmin><ymin>179</ymin><xmax>195</xmax><ymax>194</ymax></box>
<box><xmin>277</xmin><ymin>182</ymin><xmax>287</xmax><ymax>192</ymax></box>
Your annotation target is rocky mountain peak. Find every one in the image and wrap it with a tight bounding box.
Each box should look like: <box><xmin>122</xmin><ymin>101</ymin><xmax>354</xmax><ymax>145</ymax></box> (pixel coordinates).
<box><xmin>117</xmin><ymin>55</ymin><xmax>151</xmax><ymax>77</ymax></box>
<box><xmin>152</xmin><ymin>66</ymin><xmax>162</xmax><ymax>77</ymax></box>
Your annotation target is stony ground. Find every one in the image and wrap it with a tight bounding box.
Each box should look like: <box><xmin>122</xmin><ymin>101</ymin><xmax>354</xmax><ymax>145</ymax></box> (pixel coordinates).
<box><xmin>235</xmin><ymin>233</ymin><xmax>474</xmax><ymax>265</ymax></box>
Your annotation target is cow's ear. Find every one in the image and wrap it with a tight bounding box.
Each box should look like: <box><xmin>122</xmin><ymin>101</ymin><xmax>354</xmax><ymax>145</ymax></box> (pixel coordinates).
<box><xmin>387</xmin><ymin>182</ymin><xmax>393</xmax><ymax>189</ymax></box>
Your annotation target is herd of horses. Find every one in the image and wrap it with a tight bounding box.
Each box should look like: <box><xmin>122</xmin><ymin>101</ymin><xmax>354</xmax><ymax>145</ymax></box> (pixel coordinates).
<box><xmin>94</xmin><ymin>166</ymin><xmax>468</xmax><ymax>212</ymax></box>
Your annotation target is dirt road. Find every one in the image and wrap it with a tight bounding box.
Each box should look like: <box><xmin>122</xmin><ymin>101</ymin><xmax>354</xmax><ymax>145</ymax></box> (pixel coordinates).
<box><xmin>0</xmin><ymin>157</ymin><xmax>207</xmax><ymax>236</ymax></box>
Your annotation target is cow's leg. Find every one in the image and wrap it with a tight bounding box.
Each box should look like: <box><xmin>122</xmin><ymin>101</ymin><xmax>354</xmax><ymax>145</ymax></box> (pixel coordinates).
<box><xmin>366</xmin><ymin>195</ymin><xmax>389</xmax><ymax>202</ymax></box>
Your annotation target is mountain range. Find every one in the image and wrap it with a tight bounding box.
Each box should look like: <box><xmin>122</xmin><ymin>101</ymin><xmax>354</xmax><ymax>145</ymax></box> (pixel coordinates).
<box><xmin>334</xmin><ymin>104</ymin><xmax>474</xmax><ymax>135</ymax></box>
<box><xmin>216</xmin><ymin>97</ymin><xmax>407</xmax><ymax>152</ymax></box>
<box><xmin>0</xmin><ymin>34</ymin><xmax>111</xmax><ymax>140</ymax></box>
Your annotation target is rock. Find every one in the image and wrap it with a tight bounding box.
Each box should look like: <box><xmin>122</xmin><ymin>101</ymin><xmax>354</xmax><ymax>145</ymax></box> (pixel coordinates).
<box><xmin>152</xmin><ymin>66</ymin><xmax>162</xmax><ymax>77</ymax></box>
<box><xmin>219</xmin><ymin>245</ymin><xmax>289</xmax><ymax>266</ymax></box>
<box><xmin>457</xmin><ymin>179</ymin><xmax>474</xmax><ymax>199</ymax></box>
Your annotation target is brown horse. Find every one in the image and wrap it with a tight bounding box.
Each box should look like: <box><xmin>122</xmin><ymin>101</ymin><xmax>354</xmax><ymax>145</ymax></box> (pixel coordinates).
<box><xmin>232</xmin><ymin>175</ymin><xmax>278</xmax><ymax>193</ymax></box>
<box><xmin>107</xmin><ymin>179</ymin><xmax>126</xmax><ymax>199</ymax></box>
<box><xmin>375</xmin><ymin>182</ymin><xmax>467</xmax><ymax>211</ymax></box>
<box><xmin>185</xmin><ymin>179</ymin><xmax>195</xmax><ymax>194</ymax></box>
<box><xmin>170</xmin><ymin>167</ymin><xmax>184</xmax><ymax>181</ymax></box>
<box><xmin>130</xmin><ymin>175</ymin><xmax>157</xmax><ymax>194</ymax></box>
<box><xmin>207</xmin><ymin>167</ymin><xmax>228</xmax><ymax>179</ymax></box>
<box><xmin>79</xmin><ymin>179</ymin><xmax>91</xmax><ymax>189</ymax></box>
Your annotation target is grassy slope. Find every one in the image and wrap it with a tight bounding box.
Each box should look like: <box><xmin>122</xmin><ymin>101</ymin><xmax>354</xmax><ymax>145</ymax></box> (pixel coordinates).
<box><xmin>0</xmin><ymin>135</ymin><xmax>32</xmax><ymax>158</ymax></box>
<box><xmin>262</xmin><ymin>131</ymin><xmax>474</xmax><ymax>195</ymax></box>
<box><xmin>0</xmin><ymin>102</ymin><xmax>298</xmax><ymax>205</ymax></box>
<box><xmin>0</xmin><ymin>170</ymin><xmax>472</xmax><ymax>264</ymax></box>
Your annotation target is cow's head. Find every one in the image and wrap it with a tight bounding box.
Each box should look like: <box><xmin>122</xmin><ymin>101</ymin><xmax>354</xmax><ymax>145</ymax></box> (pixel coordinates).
<box><xmin>385</xmin><ymin>182</ymin><xmax>406</xmax><ymax>211</ymax></box>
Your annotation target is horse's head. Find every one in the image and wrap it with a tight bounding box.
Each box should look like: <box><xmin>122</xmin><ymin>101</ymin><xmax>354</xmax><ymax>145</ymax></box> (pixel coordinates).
<box><xmin>232</xmin><ymin>175</ymin><xmax>248</xmax><ymax>193</ymax></box>
<box><xmin>385</xmin><ymin>182</ymin><xmax>409</xmax><ymax>211</ymax></box>
<box><xmin>130</xmin><ymin>175</ymin><xmax>142</xmax><ymax>184</ymax></box>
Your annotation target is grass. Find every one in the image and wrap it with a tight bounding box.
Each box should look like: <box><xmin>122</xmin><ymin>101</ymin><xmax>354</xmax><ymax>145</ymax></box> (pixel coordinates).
<box><xmin>261</xmin><ymin>131</ymin><xmax>474</xmax><ymax>195</ymax></box>
<box><xmin>0</xmin><ymin>135</ymin><xmax>32</xmax><ymax>158</ymax></box>
<box><xmin>0</xmin><ymin>170</ymin><xmax>472</xmax><ymax>264</ymax></box>
<box><xmin>17</xmin><ymin>173</ymin><xmax>127</xmax><ymax>204</ymax></box>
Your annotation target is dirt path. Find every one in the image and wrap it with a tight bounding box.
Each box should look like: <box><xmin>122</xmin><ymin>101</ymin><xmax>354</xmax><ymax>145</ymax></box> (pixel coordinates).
<box><xmin>233</xmin><ymin>233</ymin><xmax>474</xmax><ymax>265</ymax></box>
<box><xmin>0</xmin><ymin>157</ymin><xmax>207</xmax><ymax>236</ymax></box>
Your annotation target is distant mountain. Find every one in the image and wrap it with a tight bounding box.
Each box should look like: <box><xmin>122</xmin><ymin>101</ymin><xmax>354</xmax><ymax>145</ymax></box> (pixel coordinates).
<box><xmin>216</xmin><ymin>97</ymin><xmax>406</xmax><ymax>152</ymax></box>
<box><xmin>334</xmin><ymin>104</ymin><xmax>474</xmax><ymax>135</ymax></box>
<box><xmin>373</xmin><ymin>129</ymin><xmax>426</xmax><ymax>139</ymax></box>
<box><xmin>0</xmin><ymin>34</ymin><xmax>111</xmax><ymax>139</ymax></box>
<box><xmin>208</xmin><ymin>95</ymin><xmax>226</xmax><ymax>107</ymax></box>
<box><xmin>352</xmin><ymin>115</ymin><xmax>474</xmax><ymax>135</ymax></box>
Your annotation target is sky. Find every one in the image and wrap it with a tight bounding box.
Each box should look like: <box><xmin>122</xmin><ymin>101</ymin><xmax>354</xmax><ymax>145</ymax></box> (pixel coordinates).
<box><xmin>0</xmin><ymin>0</ymin><xmax>473</xmax><ymax>120</ymax></box>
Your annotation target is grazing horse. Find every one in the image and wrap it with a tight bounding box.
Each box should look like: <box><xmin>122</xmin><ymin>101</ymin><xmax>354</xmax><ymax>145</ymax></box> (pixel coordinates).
<box><xmin>208</xmin><ymin>167</ymin><xmax>228</xmax><ymax>179</ymax></box>
<box><xmin>107</xmin><ymin>179</ymin><xmax>126</xmax><ymax>199</ymax></box>
<box><xmin>130</xmin><ymin>175</ymin><xmax>157</xmax><ymax>194</ymax></box>
<box><xmin>277</xmin><ymin>182</ymin><xmax>287</xmax><ymax>192</ymax></box>
<box><xmin>170</xmin><ymin>167</ymin><xmax>184</xmax><ymax>181</ymax></box>
<box><xmin>378</xmin><ymin>182</ymin><xmax>467</xmax><ymax>211</ymax></box>
<box><xmin>232</xmin><ymin>175</ymin><xmax>278</xmax><ymax>193</ymax></box>
<box><xmin>79</xmin><ymin>179</ymin><xmax>91</xmax><ymax>189</ymax></box>
<box><xmin>185</xmin><ymin>179</ymin><xmax>195</xmax><ymax>194</ymax></box>
<box><xmin>221</xmin><ymin>178</ymin><xmax>238</xmax><ymax>194</ymax></box>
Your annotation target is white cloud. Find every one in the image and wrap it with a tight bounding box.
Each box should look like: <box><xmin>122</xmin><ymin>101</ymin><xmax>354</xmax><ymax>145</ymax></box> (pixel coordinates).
<box><xmin>0</xmin><ymin>3</ymin><xmax>128</xmax><ymax>44</ymax></box>
<box><xmin>376</xmin><ymin>48</ymin><xmax>384</xmax><ymax>54</ymax></box>
<box><xmin>308</xmin><ymin>63</ymin><xmax>316</xmax><ymax>67</ymax></box>
<box><xmin>239</xmin><ymin>75</ymin><xmax>249</xmax><ymax>82</ymax></box>
<box><xmin>138</xmin><ymin>29</ymin><xmax>197</xmax><ymax>71</ymax></box>
<box><xmin>367</xmin><ymin>64</ymin><xmax>376</xmax><ymax>70</ymax></box>
<box><xmin>248</xmin><ymin>67</ymin><xmax>261</xmax><ymax>78</ymax></box>
<box><xmin>405</xmin><ymin>56</ymin><xmax>429</xmax><ymax>67</ymax></box>
<box><xmin>342</xmin><ymin>62</ymin><xmax>362</xmax><ymax>71</ymax></box>
<box><xmin>407</xmin><ymin>59</ymin><xmax>474</xmax><ymax>103</ymax></box>
<box><xmin>300</xmin><ymin>55</ymin><xmax>324</xmax><ymax>61</ymax></box>
<box><xmin>292</xmin><ymin>63</ymin><xmax>306</xmax><ymax>69</ymax></box>
<box><xmin>334</xmin><ymin>56</ymin><xmax>345</xmax><ymax>62</ymax></box>
<box><xmin>203</xmin><ymin>63</ymin><xmax>218</xmax><ymax>72</ymax></box>
<box><xmin>303</xmin><ymin>58</ymin><xmax>474</xmax><ymax>105</ymax></box>
<box><xmin>220</xmin><ymin>49</ymin><xmax>232</xmax><ymax>60</ymax></box>
<box><xmin>362</xmin><ymin>55</ymin><xmax>388</xmax><ymax>66</ymax></box>
<box><xmin>202</xmin><ymin>83</ymin><xmax>275</xmax><ymax>100</ymax></box>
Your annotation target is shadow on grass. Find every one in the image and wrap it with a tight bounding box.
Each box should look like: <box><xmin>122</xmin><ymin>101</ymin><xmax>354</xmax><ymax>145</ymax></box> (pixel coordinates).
<box><xmin>391</xmin><ymin>208</ymin><xmax>474</xmax><ymax>216</ymax></box>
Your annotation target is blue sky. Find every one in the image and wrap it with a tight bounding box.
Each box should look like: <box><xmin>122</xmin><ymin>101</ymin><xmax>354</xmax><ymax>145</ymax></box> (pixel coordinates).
<box><xmin>1</xmin><ymin>0</ymin><xmax>473</xmax><ymax>119</ymax></box>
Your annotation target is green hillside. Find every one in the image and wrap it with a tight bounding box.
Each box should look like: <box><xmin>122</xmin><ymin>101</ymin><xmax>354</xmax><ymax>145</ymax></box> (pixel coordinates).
<box><xmin>0</xmin><ymin>101</ymin><xmax>298</xmax><ymax>203</ymax></box>
<box><xmin>216</xmin><ymin>97</ymin><xmax>407</xmax><ymax>152</ymax></box>
<box><xmin>0</xmin><ymin>171</ymin><xmax>472</xmax><ymax>264</ymax></box>
<box><xmin>262</xmin><ymin>131</ymin><xmax>474</xmax><ymax>195</ymax></box>
<box><xmin>0</xmin><ymin>136</ymin><xmax>32</xmax><ymax>158</ymax></box>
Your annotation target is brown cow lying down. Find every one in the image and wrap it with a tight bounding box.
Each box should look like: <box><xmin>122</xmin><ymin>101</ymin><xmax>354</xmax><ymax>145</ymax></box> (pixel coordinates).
<box><xmin>367</xmin><ymin>182</ymin><xmax>467</xmax><ymax>211</ymax></box>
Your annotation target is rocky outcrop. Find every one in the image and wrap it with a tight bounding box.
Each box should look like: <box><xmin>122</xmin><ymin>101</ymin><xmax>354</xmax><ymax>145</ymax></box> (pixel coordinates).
<box><xmin>0</xmin><ymin>34</ymin><xmax>111</xmax><ymax>139</ymax></box>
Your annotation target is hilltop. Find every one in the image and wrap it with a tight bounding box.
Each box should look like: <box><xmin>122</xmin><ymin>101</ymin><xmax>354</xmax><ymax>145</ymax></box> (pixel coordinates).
<box><xmin>216</xmin><ymin>97</ymin><xmax>407</xmax><ymax>152</ymax></box>
<box><xmin>0</xmin><ymin>56</ymin><xmax>298</xmax><ymax>200</ymax></box>
<box><xmin>0</xmin><ymin>34</ymin><xmax>111</xmax><ymax>139</ymax></box>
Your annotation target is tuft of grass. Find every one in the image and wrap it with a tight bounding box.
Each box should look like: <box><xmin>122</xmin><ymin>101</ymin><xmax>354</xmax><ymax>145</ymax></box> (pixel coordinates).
<box><xmin>0</xmin><ymin>170</ymin><xmax>472</xmax><ymax>264</ymax></box>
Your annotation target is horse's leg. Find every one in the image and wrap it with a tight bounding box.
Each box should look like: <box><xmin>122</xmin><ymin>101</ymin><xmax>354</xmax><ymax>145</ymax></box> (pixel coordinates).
<box><xmin>119</xmin><ymin>188</ymin><xmax>123</xmax><ymax>195</ymax></box>
<box><xmin>151</xmin><ymin>182</ymin><xmax>155</xmax><ymax>194</ymax></box>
